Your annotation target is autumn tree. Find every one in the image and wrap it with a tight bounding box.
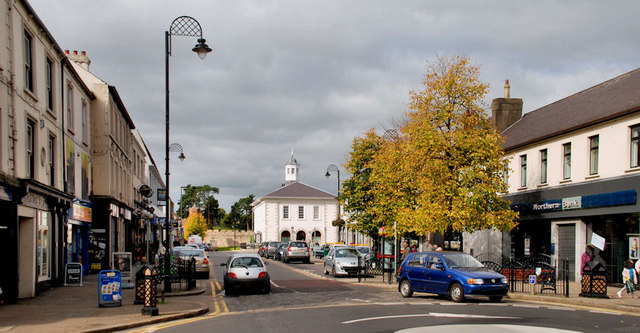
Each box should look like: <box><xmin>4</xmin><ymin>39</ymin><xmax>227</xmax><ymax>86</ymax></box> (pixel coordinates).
<box><xmin>340</xmin><ymin>129</ymin><xmax>383</xmax><ymax>236</ymax></box>
<box><xmin>369</xmin><ymin>56</ymin><xmax>518</xmax><ymax>236</ymax></box>
<box><xmin>183</xmin><ymin>211</ymin><xmax>207</xmax><ymax>240</ymax></box>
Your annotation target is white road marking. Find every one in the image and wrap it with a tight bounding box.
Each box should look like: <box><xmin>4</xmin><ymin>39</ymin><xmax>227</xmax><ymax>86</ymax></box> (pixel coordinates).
<box><xmin>342</xmin><ymin>312</ymin><xmax>519</xmax><ymax>324</ymax></box>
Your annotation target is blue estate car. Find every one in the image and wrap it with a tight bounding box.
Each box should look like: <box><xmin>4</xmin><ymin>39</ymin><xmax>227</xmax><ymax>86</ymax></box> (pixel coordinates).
<box><xmin>397</xmin><ymin>252</ymin><xmax>509</xmax><ymax>302</ymax></box>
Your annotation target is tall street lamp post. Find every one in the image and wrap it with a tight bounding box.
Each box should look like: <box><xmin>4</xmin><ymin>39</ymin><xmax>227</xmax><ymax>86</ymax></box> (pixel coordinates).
<box><xmin>164</xmin><ymin>16</ymin><xmax>212</xmax><ymax>292</ymax></box>
<box><xmin>325</xmin><ymin>164</ymin><xmax>341</xmax><ymax>243</ymax></box>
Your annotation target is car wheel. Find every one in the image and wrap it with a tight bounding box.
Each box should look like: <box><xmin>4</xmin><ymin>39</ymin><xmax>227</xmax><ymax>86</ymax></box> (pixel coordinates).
<box><xmin>449</xmin><ymin>283</ymin><xmax>464</xmax><ymax>303</ymax></box>
<box><xmin>399</xmin><ymin>279</ymin><xmax>413</xmax><ymax>298</ymax></box>
<box><xmin>263</xmin><ymin>283</ymin><xmax>271</xmax><ymax>294</ymax></box>
<box><xmin>225</xmin><ymin>287</ymin><xmax>235</xmax><ymax>296</ymax></box>
<box><xmin>324</xmin><ymin>264</ymin><xmax>328</xmax><ymax>275</ymax></box>
<box><xmin>489</xmin><ymin>296</ymin><xmax>503</xmax><ymax>302</ymax></box>
<box><xmin>204</xmin><ymin>271</ymin><xmax>210</xmax><ymax>279</ymax></box>
<box><xmin>332</xmin><ymin>264</ymin><xmax>337</xmax><ymax>277</ymax></box>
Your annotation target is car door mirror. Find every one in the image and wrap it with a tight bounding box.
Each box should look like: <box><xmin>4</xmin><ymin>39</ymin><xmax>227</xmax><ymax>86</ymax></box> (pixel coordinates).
<box><xmin>327</xmin><ymin>256</ymin><xmax>333</xmax><ymax>260</ymax></box>
<box><xmin>264</xmin><ymin>262</ymin><xmax>269</xmax><ymax>265</ymax></box>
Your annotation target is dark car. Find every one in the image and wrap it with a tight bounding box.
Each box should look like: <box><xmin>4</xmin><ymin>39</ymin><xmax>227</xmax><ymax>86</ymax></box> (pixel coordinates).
<box><xmin>258</xmin><ymin>242</ymin><xmax>268</xmax><ymax>257</ymax></box>
<box><xmin>221</xmin><ymin>253</ymin><xmax>270</xmax><ymax>295</ymax></box>
<box><xmin>274</xmin><ymin>243</ymin><xmax>288</xmax><ymax>261</ymax></box>
<box><xmin>265</xmin><ymin>241</ymin><xmax>282</xmax><ymax>259</ymax></box>
<box><xmin>397</xmin><ymin>252</ymin><xmax>509</xmax><ymax>302</ymax></box>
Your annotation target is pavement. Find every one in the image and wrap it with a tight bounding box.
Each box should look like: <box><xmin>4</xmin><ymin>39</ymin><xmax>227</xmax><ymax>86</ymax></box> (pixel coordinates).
<box><xmin>1</xmin><ymin>254</ymin><xmax>639</xmax><ymax>333</ymax></box>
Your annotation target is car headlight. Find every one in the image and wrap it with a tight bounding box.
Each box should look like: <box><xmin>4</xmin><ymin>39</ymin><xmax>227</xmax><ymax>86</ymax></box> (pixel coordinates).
<box><xmin>502</xmin><ymin>277</ymin><xmax>508</xmax><ymax>284</ymax></box>
<box><xmin>467</xmin><ymin>278</ymin><xmax>484</xmax><ymax>285</ymax></box>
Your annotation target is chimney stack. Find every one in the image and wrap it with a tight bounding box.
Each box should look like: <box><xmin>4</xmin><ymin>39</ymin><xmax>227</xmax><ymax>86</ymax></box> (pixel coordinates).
<box><xmin>491</xmin><ymin>79</ymin><xmax>522</xmax><ymax>133</ymax></box>
<box><xmin>65</xmin><ymin>49</ymin><xmax>91</xmax><ymax>71</ymax></box>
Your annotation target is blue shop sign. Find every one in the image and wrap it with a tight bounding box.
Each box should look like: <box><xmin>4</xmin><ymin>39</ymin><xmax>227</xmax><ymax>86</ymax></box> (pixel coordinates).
<box><xmin>512</xmin><ymin>190</ymin><xmax>636</xmax><ymax>214</ymax></box>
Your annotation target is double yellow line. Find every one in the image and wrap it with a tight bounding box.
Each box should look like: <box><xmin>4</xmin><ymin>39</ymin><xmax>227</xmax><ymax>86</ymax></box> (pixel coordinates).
<box><xmin>127</xmin><ymin>274</ymin><xmax>228</xmax><ymax>332</ymax></box>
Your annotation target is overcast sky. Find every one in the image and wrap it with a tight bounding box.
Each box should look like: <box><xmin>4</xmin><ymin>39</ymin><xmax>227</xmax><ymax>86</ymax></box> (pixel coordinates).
<box><xmin>29</xmin><ymin>0</ymin><xmax>640</xmax><ymax>211</ymax></box>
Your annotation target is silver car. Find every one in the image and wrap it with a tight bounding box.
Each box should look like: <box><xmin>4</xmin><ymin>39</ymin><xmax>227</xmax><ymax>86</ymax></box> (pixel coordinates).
<box><xmin>282</xmin><ymin>241</ymin><xmax>311</xmax><ymax>263</ymax></box>
<box><xmin>176</xmin><ymin>248</ymin><xmax>210</xmax><ymax>279</ymax></box>
<box><xmin>323</xmin><ymin>246</ymin><xmax>363</xmax><ymax>276</ymax></box>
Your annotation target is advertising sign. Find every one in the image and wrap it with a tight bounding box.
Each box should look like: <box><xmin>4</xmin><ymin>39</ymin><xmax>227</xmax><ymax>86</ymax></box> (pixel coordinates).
<box><xmin>591</xmin><ymin>232</ymin><xmax>606</xmax><ymax>251</ymax></box>
<box><xmin>630</xmin><ymin>236</ymin><xmax>640</xmax><ymax>259</ymax></box>
<box><xmin>98</xmin><ymin>270</ymin><xmax>122</xmax><ymax>307</ymax></box>
<box><xmin>157</xmin><ymin>188</ymin><xmax>167</xmax><ymax>206</ymax></box>
<box><xmin>64</xmin><ymin>262</ymin><xmax>83</xmax><ymax>286</ymax></box>
<box><xmin>112</xmin><ymin>252</ymin><xmax>133</xmax><ymax>288</ymax></box>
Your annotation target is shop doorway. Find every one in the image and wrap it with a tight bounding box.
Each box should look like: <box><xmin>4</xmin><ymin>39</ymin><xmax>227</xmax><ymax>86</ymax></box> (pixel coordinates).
<box><xmin>296</xmin><ymin>231</ymin><xmax>306</xmax><ymax>241</ymax></box>
<box><xmin>557</xmin><ymin>224</ymin><xmax>576</xmax><ymax>281</ymax></box>
<box><xmin>280</xmin><ymin>231</ymin><xmax>291</xmax><ymax>242</ymax></box>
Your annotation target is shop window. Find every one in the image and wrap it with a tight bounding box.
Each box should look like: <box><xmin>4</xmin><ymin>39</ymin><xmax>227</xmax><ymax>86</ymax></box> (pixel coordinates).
<box><xmin>37</xmin><ymin>211</ymin><xmax>51</xmax><ymax>281</ymax></box>
<box><xmin>589</xmin><ymin>135</ymin><xmax>599</xmax><ymax>175</ymax></box>
<box><xmin>563</xmin><ymin>143</ymin><xmax>571</xmax><ymax>179</ymax></box>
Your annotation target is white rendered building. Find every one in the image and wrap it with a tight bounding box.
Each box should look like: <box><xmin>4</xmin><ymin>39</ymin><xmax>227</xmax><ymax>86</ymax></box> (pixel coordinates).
<box><xmin>252</xmin><ymin>151</ymin><xmax>340</xmax><ymax>245</ymax></box>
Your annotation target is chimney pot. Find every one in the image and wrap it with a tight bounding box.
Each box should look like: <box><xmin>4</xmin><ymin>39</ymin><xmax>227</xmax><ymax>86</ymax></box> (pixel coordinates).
<box><xmin>73</xmin><ymin>50</ymin><xmax>78</xmax><ymax>55</ymax></box>
<box><xmin>81</xmin><ymin>51</ymin><xmax>86</xmax><ymax>56</ymax></box>
<box><xmin>65</xmin><ymin>50</ymin><xmax>69</xmax><ymax>54</ymax></box>
<box><xmin>504</xmin><ymin>79</ymin><xmax>511</xmax><ymax>99</ymax></box>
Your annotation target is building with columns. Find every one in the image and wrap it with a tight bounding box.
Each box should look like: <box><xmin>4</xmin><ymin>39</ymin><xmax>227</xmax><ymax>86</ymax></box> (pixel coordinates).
<box><xmin>252</xmin><ymin>151</ymin><xmax>340</xmax><ymax>245</ymax></box>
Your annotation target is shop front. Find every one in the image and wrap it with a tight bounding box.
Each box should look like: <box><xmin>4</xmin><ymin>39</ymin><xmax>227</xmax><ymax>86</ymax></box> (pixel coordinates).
<box><xmin>507</xmin><ymin>174</ymin><xmax>640</xmax><ymax>283</ymax></box>
<box><xmin>66</xmin><ymin>200</ymin><xmax>92</xmax><ymax>274</ymax></box>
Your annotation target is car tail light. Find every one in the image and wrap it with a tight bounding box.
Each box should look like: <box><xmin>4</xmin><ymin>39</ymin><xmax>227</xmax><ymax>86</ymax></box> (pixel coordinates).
<box><xmin>258</xmin><ymin>272</ymin><xmax>266</xmax><ymax>278</ymax></box>
<box><xmin>229</xmin><ymin>272</ymin><xmax>237</xmax><ymax>279</ymax></box>
<box><xmin>398</xmin><ymin>266</ymin><xmax>402</xmax><ymax>274</ymax></box>
<box><xmin>203</xmin><ymin>257</ymin><xmax>209</xmax><ymax>264</ymax></box>
<box><xmin>288</xmin><ymin>247</ymin><xmax>292</xmax><ymax>252</ymax></box>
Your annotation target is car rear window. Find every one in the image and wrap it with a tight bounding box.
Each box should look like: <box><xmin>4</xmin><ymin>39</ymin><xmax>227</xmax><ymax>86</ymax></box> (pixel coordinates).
<box><xmin>179</xmin><ymin>250</ymin><xmax>204</xmax><ymax>257</ymax></box>
<box><xmin>290</xmin><ymin>242</ymin><xmax>307</xmax><ymax>248</ymax></box>
<box><xmin>231</xmin><ymin>257</ymin><xmax>264</xmax><ymax>268</ymax></box>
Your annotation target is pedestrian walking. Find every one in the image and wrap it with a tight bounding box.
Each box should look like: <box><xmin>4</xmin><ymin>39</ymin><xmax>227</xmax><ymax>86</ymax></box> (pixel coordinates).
<box><xmin>401</xmin><ymin>241</ymin><xmax>411</xmax><ymax>263</ymax></box>
<box><xmin>617</xmin><ymin>259</ymin><xmax>638</xmax><ymax>298</ymax></box>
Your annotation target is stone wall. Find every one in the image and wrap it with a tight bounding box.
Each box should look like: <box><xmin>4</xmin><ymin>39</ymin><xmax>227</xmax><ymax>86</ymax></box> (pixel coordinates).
<box><xmin>204</xmin><ymin>229</ymin><xmax>253</xmax><ymax>248</ymax></box>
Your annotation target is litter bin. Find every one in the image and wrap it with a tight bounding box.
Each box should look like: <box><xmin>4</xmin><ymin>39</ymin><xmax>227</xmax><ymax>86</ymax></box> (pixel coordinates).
<box><xmin>579</xmin><ymin>261</ymin><xmax>609</xmax><ymax>298</ymax></box>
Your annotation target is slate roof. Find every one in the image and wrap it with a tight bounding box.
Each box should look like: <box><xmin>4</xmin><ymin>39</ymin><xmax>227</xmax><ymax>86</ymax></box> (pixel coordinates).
<box><xmin>502</xmin><ymin>68</ymin><xmax>640</xmax><ymax>151</ymax></box>
<box><xmin>258</xmin><ymin>182</ymin><xmax>335</xmax><ymax>201</ymax></box>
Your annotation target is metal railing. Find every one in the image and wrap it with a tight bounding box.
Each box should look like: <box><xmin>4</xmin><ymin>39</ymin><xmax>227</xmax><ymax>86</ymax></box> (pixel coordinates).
<box><xmin>475</xmin><ymin>253</ymin><xmax>570</xmax><ymax>296</ymax></box>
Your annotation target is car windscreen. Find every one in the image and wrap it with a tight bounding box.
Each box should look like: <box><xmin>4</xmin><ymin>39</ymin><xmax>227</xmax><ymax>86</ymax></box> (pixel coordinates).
<box><xmin>335</xmin><ymin>248</ymin><xmax>359</xmax><ymax>258</ymax></box>
<box><xmin>442</xmin><ymin>253</ymin><xmax>484</xmax><ymax>268</ymax></box>
<box><xmin>231</xmin><ymin>257</ymin><xmax>264</xmax><ymax>268</ymax></box>
<box><xmin>356</xmin><ymin>247</ymin><xmax>370</xmax><ymax>254</ymax></box>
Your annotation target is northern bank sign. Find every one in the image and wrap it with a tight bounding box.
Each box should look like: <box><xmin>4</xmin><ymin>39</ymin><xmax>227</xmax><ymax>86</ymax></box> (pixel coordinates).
<box><xmin>511</xmin><ymin>190</ymin><xmax>636</xmax><ymax>214</ymax></box>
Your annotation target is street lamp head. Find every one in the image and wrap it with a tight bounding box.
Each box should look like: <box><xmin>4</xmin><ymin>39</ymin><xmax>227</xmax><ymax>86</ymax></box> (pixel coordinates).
<box><xmin>192</xmin><ymin>38</ymin><xmax>212</xmax><ymax>59</ymax></box>
<box><xmin>178</xmin><ymin>152</ymin><xmax>186</xmax><ymax>161</ymax></box>
<box><xmin>325</xmin><ymin>171</ymin><xmax>331</xmax><ymax>178</ymax></box>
